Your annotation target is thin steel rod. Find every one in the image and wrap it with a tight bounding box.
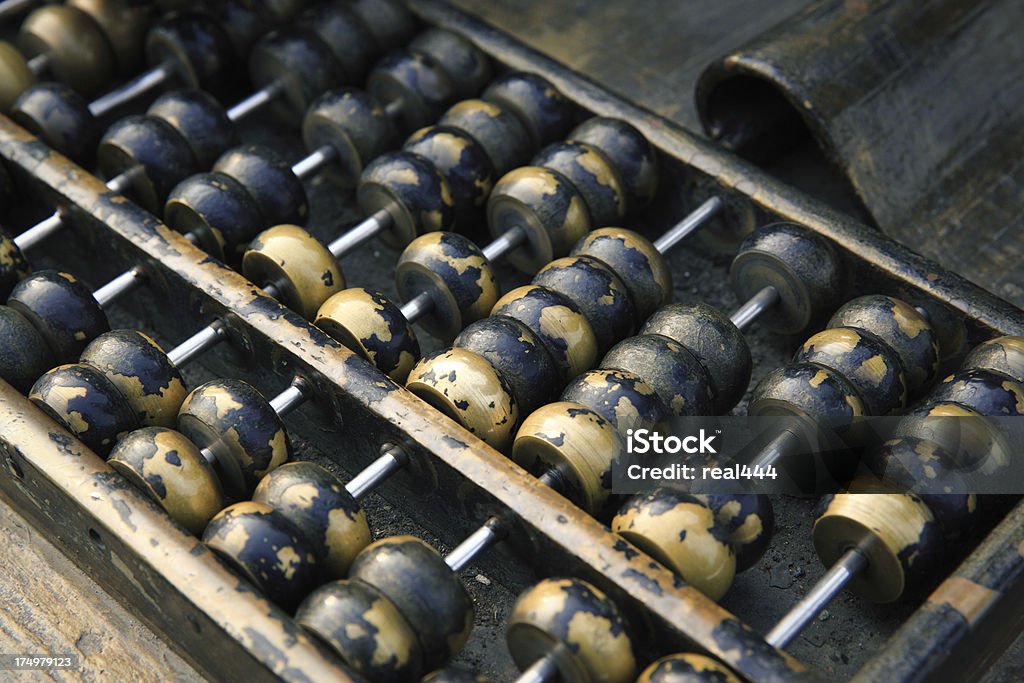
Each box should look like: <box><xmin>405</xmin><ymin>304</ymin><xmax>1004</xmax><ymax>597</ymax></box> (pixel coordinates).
<box><xmin>481</xmin><ymin>225</ymin><xmax>527</xmax><ymax>263</ymax></box>
<box><xmin>384</xmin><ymin>98</ymin><xmax>403</xmax><ymax>120</ymax></box>
<box><xmin>345</xmin><ymin>446</ymin><xmax>409</xmax><ymax>501</ymax></box>
<box><xmin>166</xmin><ymin>322</ymin><xmax>227</xmax><ymax>368</ymax></box>
<box><xmin>89</xmin><ymin>62</ymin><xmax>173</xmax><ymax>118</ymax></box>
<box><xmin>226</xmin><ymin>80</ymin><xmax>285</xmax><ymax>122</ymax></box>
<box><xmin>748</xmin><ymin>426</ymin><xmax>805</xmax><ymax>471</ymax></box>
<box><xmin>291</xmin><ymin>145</ymin><xmax>335</xmax><ymax>181</ymax></box>
<box><xmin>652</xmin><ymin>196</ymin><xmax>724</xmax><ymax>254</ymax></box>
<box><xmin>269</xmin><ymin>380</ymin><xmax>309</xmax><ymax>417</ymax></box>
<box><xmin>92</xmin><ymin>266</ymin><xmax>143</xmax><ymax>307</ymax></box>
<box><xmin>729</xmin><ymin>285</ymin><xmax>779</xmax><ymax>331</ymax></box>
<box><xmin>445</xmin><ymin>517</ymin><xmax>505</xmax><ymax>572</ymax></box>
<box><xmin>0</xmin><ymin>0</ymin><xmax>36</xmax><ymax>22</ymax></box>
<box><xmin>26</xmin><ymin>52</ymin><xmax>48</xmax><ymax>77</ymax></box>
<box><xmin>328</xmin><ymin>208</ymin><xmax>393</xmax><ymax>258</ymax></box>
<box><xmin>399</xmin><ymin>292</ymin><xmax>433</xmax><ymax>325</ymax></box>
<box><xmin>14</xmin><ymin>211</ymin><xmax>63</xmax><ymax>250</ymax></box>
<box><xmin>515</xmin><ymin>650</ymin><xmax>562</xmax><ymax>683</ymax></box>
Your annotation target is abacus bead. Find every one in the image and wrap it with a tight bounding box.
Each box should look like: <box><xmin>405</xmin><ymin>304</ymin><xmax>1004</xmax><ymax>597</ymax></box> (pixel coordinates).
<box><xmin>248</xmin><ymin>27</ymin><xmax>342</xmax><ymax>120</ymax></box>
<box><xmin>572</xmin><ymin>228</ymin><xmax>671</xmax><ymax>321</ymax></box>
<box><xmin>30</xmin><ymin>363</ymin><xmax>139</xmax><ymax>455</ymax></box>
<box><xmin>405</xmin><ymin>348</ymin><xmax>519</xmax><ymax>450</ymax></box>
<box><xmin>67</xmin><ymin>0</ymin><xmax>149</xmax><ymax>73</ymax></box>
<box><xmin>8</xmin><ymin>270</ymin><xmax>108</xmax><ymax>362</ymax></box>
<box><xmin>0</xmin><ymin>230</ymin><xmax>30</xmax><ymax>299</ymax></box>
<box><xmin>19</xmin><ymin>5</ymin><xmax>113</xmax><ymax>95</ymax></box>
<box><xmin>80</xmin><ymin>330</ymin><xmax>188</xmax><ymax>428</ymax></box>
<box><xmin>962</xmin><ymin>336</ymin><xmax>1024</xmax><ymax>382</ymax></box>
<box><xmin>795</xmin><ymin>327</ymin><xmax>908</xmax><ymax>416</ymax></box>
<box><xmin>145</xmin><ymin>13</ymin><xmax>234</xmax><ymax>91</ymax></box>
<box><xmin>213</xmin><ymin>0</ymin><xmax>269</xmax><ymax>60</ymax></box>
<box><xmin>10</xmin><ymin>83</ymin><xmax>99</xmax><ymax>164</ymax></box>
<box><xmin>693</xmin><ymin>494</ymin><xmax>774</xmax><ymax>572</ymax></box>
<box><xmin>512</xmin><ymin>402</ymin><xmax>622</xmax><ymax>514</ymax></box>
<box><xmin>0</xmin><ymin>305</ymin><xmax>54</xmax><ymax>393</ymax></box>
<box><xmin>147</xmin><ymin>89</ymin><xmax>235</xmax><ymax>169</ymax></box>
<box><xmin>570</xmin><ymin>118</ymin><xmax>658</xmax><ymax>211</ymax></box>
<box><xmin>107</xmin><ymin>427</ymin><xmax>223</xmax><ymax>534</ymax></box>
<box><xmin>424</xmin><ymin>668</ymin><xmax>494</xmax><ymax>683</ymax></box>
<box><xmin>642</xmin><ymin>303</ymin><xmax>751</xmax><ymax>414</ymax></box>
<box><xmin>349</xmin><ymin>536</ymin><xmax>474</xmax><ymax>669</ymax></box>
<box><xmin>506</xmin><ymin>578</ymin><xmax>636</xmax><ymax>683</ymax></box>
<box><xmin>637</xmin><ymin>654</ymin><xmax>742</xmax><ymax>683</ymax></box>
<box><xmin>612</xmin><ymin>491</ymin><xmax>736</xmax><ymax>601</ymax></box>
<box><xmin>296</xmin><ymin>579</ymin><xmax>423</xmax><ymax>682</ymax></box>
<box><xmin>483</xmin><ymin>72</ymin><xmax>573</xmax><ymax>147</ymax></box>
<box><xmin>97</xmin><ymin>115</ymin><xmax>197</xmax><ymax>212</ymax></box>
<box><xmin>409</xmin><ymin>29</ymin><xmax>491</xmax><ymax>98</ymax></box>
<box><xmin>492</xmin><ymin>285</ymin><xmax>598</xmax><ymax>382</ymax></box>
<box><xmin>177</xmin><ymin>379</ymin><xmax>289</xmax><ymax>498</ymax></box>
<box><xmin>0</xmin><ymin>42</ymin><xmax>35</xmax><ymax>111</ymax></box>
<box><xmin>202</xmin><ymin>501</ymin><xmax>319</xmax><ymax>611</ymax></box>
<box><xmin>895</xmin><ymin>401</ymin><xmax>1005</xmax><ymax>472</ymax></box>
<box><xmin>439</xmin><ymin>99</ymin><xmax>532</xmax><ymax>173</ymax></box>
<box><xmin>749</xmin><ymin>362</ymin><xmax>867</xmax><ymax>425</ymax></box>
<box><xmin>561</xmin><ymin>369</ymin><xmax>669</xmax><ymax>433</ymax></box>
<box><xmin>928</xmin><ymin>368</ymin><xmax>1024</xmax><ymax>416</ymax></box>
<box><xmin>404</xmin><ymin>126</ymin><xmax>495</xmax><ymax>223</ymax></box>
<box><xmin>534</xmin><ymin>255</ymin><xmax>635</xmax><ymax>355</ymax></box>
<box><xmin>315</xmin><ymin>288</ymin><xmax>420</xmax><ymax>383</ymax></box>
<box><xmin>349</xmin><ymin>0</ymin><xmax>416</xmax><ymax>53</ymax></box>
<box><xmin>730</xmin><ymin>223</ymin><xmax>845</xmax><ymax>334</ymax></box>
<box><xmin>295</xmin><ymin>3</ymin><xmax>375</xmax><ymax>82</ymax></box>
<box><xmin>0</xmin><ymin>162</ymin><xmax>12</xmax><ymax>217</ymax></box>
<box><xmin>358</xmin><ymin>152</ymin><xmax>455</xmax><ymax>249</ymax></box>
<box><xmin>368</xmin><ymin>50</ymin><xmax>455</xmax><ymax>132</ymax></box>
<box><xmin>828</xmin><ymin>295</ymin><xmax>939</xmax><ymax>395</ymax></box>
<box><xmin>454</xmin><ymin>316</ymin><xmax>560</xmax><ymax>414</ymax></box>
<box><xmin>487</xmin><ymin>167</ymin><xmax>590</xmax><ymax>273</ymax></box>
<box><xmin>213</xmin><ymin>145</ymin><xmax>307</xmax><ymax>227</ymax></box>
<box><xmin>395</xmin><ymin>232</ymin><xmax>499</xmax><ymax>340</ymax></box>
<box><xmin>532</xmin><ymin>141</ymin><xmax>626</xmax><ymax>226</ymax></box>
<box><xmin>243</xmin><ymin>225</ymin><xmax>345</xmax><ymax>320</ymax></box>
<box><xmin>302</xmin><ymin>88</ymin><xmax>396</xmax><ymax>189</ymax></box>
<box><xmin>253</xmin><ymin>462</ymin><xmax>371</xmax><ymax>578</ymax></box>
<box><xmin>164</xmin><ymin>172</ymin><xmax>263</xmax><ymax>265</ymax></box>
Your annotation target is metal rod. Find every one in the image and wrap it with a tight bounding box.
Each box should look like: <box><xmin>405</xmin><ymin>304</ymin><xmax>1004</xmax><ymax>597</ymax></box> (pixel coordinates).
<box><xmin>291</xmin><ymin>145</ymin><xmax>335</xmax><ymax>181</ymax></box>
<box><xmin>766</xmin><ymin>547</ymin><xmax>869</xmax><ymax>648</ymax></box>
<box><xmin>14</xmin><ymin>211</ymin><xmax>63</xmax><ymax>250</ymax></box>
<box><xmin>345</xmin><ymin>446</ymin><xmax>410</xmax><ymax>501</ymax></box>
<box><xmin>269</xmin><ymin>380</ymin><xmax>309</xmax><ymax>417</ymax></box>
<box><xmin>26</xmin><ymin>52</ymin><xmax>48</xmax><ymax>77</ymax></box>
<box><xmin>199</xmin><ymin>446</ymin><xmax>216</xmax><ymax>467</ymax></box>
<box><xmin>92</xmin><ymin>266</ymin><xmax>143</xmax><ymax>307</ymax></box>
<box><xmin>652</xmin><ymin>196</ymin><xmax>724</xmax><ymax>254</ymax></box>
<box><xmin>516</xmin><ymin>651</ymin><xmax>562</xmax><ymax>683</ymax></box>
<box><xmin>729</xmin><ymin>285</ymin><xmax>780</xmax><ymax>332</ymax></box>
<box><xmin>328</xmin><ymin>208</ymin><xmax>393</xmax><ymax>258</ymax></box>
<box><xmin>748</xmin><ymin>426</ymin><xmax>804</xmax><ymax>471</ymax></box>
<box><xmin>89</xmin><ymin>62</ymin><xmax>174</xmax><ymax>118</ymax></box>
<box><xmin>166</xmin><ymin>322</ymin><xmax>227</xmax><ymax>368</ymax></box>
<box><xmin>384</xmin><ymin>98</ymin><xmax>403</xmax><ymax>120</ymax></box>
<box><xmin>481</xmin><ymin>225</ymin><xmax>527</xmax><ymax>263</ymax></box>
<box><xmin>0</xmin><ymin>0</ymin><xmax>36</xmax><ymax>22</ymax></box>
<box><xmin>444</xmin><ymin>517</ymin><xmax>505</xmax><ymax>572</ymax></box>
<box><xmin>262</xmin><ymin>282</ymin><xmax>280</xmax><ymax>300</ymax></box>
<box><xmin>226</xmin><ymin>80</ymin><xmax>285</xmax><ymax>122</ymax></box>
<box><xmin>399</xmin><ymin>292</ymin><xmax>433</xmax><ymax>325</ymax></box>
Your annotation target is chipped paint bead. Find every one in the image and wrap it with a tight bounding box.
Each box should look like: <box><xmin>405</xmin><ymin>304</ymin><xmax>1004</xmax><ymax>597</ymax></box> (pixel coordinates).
<box><xmin>203</xmin><ymin>501</ymin><xmax>320</xmax><ymax>611</ymax></box>
<box><xmin>409</xmin><ymin>28</ymin><xmax>491</xmax><ymax>98</ymax></box>
<box><xmin>19</xmin><ymin>5</ymin><xmax>114</xmax><ymax>95</ymax></box>
<box><xmin>97</xmin><ymin>115</ymin><xmax>197</xmax><ymax>213</ymax></box>
<box><xmin>572</xmin><ymin>228</ymin><xmax>671</xmax><ymax>321</ymax></box>
<box><xmin>454</xmin><ymin>316</ymin><xmax>560</xmax><ymax>414</ymax></box>
<box><xmin>302</xmin><ymin>87</ymin><xmax>396</xmax><ymax>188</ymax></box>
<box><xmin>637</xmin><ymin>654</ymin><xmax>741</xmax><ymax>683</ymax></box>
<box><xmin>730</xmin><ymin>223</ymin><xmax>845</xmax><ymax>334</ymax></box>
<box><xmin>928</xmin><ymin>368</ymin><xmax>1024</xmax><ymax>417</ymax></box>
<box><xmin>315</xmin><ymin>288</ymin><xmax>420</xmax><ymax>383</ymax></box>
<box><xmin>242</xmin><ymin>225</ymin><xmax>345</xmax><ymax>320</ymax></box>
<box><xmin>895</xmin><ymin>401</ymin><xmax>1007</xmax><ymax>473</ymax></box>
<box><xmin>532</xmin><ymin>141</ymin><xmax>625</xmax><ymax>226</ymax></box>
<box><xmin>359</xmin><ymin>151</ymin><xmax>456</xmax><ymax>248</ymax></box>
<box><xmin>177</xmin><ymin>378</ymin><xmax>289</xmax><ymax>499</ymax></box>
<box><xmin>405</xmin><ymin>348</ymin><xmax>518</xmax><ymax>451</ymax></box>
<box><xmin>0</xmin><ymin>304</ymin><xmax>54</xmax><ymax>393</ymax></box>
<box><xmin>395</xmin><ymin>232</ymin><xmax>499</xmax><ymax>340</ymax></box>
<box><xmin>534</xmin><ymin>255</ymin><xmax>635</xmax><ymax>355</ymax></box>
<box><xmin>214</xmin><ymin>145</ymin><xmax>307</xmax><ymax>228</ymax></box>
<box><xmin>29</xmin><ymin>363</ymin><xmax>139</xmax><ymax>455</ymax></box>
<box><xmin>348</xmin><ymin>0</ymin><xmax>416</xmax><ymax>52</ymax></box>
<box><xmin>10</xmin><ymin>83</ymin><xmax>99</xmax><ymax>164</ymax></box>
<box><xmin>749</xmin><ymin>362</ymin><xmax>867</xmax><ymax>429</ymax></box>
<box><xmin>642</xmin><ymin>303</ymin><xmax>751</xmax><ymax>414</ymax></box>
<box><xmin>0</xmin><ymin>230</ymin><xmax>30</xmax><ymax>300</ymax></box>
<box><xmin>147</xmin><ymin>88</ymin><xmax>235</xmax><ymax>169</ymax></box>
<box><xmin>482</xmin><ymin>72</ymin><xmax>573</xmax><ymax>147</ymax></box>
<box><xmin>253</xmin><ymin>462</ymin><xmax>371</xmax><ymax>578</ymax></box>
<box><xmin>164</xmin><ymin>171</ymin><xmax>263</xmax><ymax>265</ymax></box>
<box><xmin>212</xmin><ymin>0</ymin><xmax>271</xmax><ymax>61</ymax></box>
<box><xmin>144</xmin><ymin>13</ymin><xmax>234</xmax><ymax>92</ymax></box>
<box><xmin>561</xmin><ymin>369</ymin><xmax>668</xmax><ymax>434</ymax></box>
<box><xmin>693</xmin><ymin>493</ymin><xmax>774</xmax><ymax>572</ymax></box>
<box><xmin>813</xmin><ymin>490</ymin><xmax>941</xmax><ymax>602</ymax></box>
<box><xmin>8</xmin><ymin>270</ymin><xmax>108</xmax><ymax>362</ymax></box>
<box><xmin>368</xmin><ymin>49</ymin><xmax>455</xmax><ymax>132</ymax></box>
<box><xmin>0</xmin><ymin>42</ymin><xmax>36</xmax><ymax>111</ymax></box>
<box><xmin>507</xmin><ymin>578</ymin><xmax>636</xmax><ymax>683</ymax></box>
<box><xmin>491</xmin><ymin>285</ymin><xmax>598</xmax><ymax>382</ymax></box>
<box><xmin>487</xmin><ymin>167</ymin><xmax>591</xmax><ymax>273</ymax></box>
<box><xmin>512</xmin><ymin>402</ymin><xmax>622</xmax><ymax>514</ymax></box>
<box><xmin>612</xmin><ymin>491</ymin><xmax>736</xmax><ymax>601</ymax></box>
<box><xmin>108</xmin><ymin>426</ymin><xmax>223</xmax><ymax>534</ymax></box>
<box><xmin>439</xmin><ymin>98</ymin><xmax>532</xmax><ymax>173</ymax></box>
<box><xmin>296</xmin><ymin>579</ymin><xmax>423</xmax><ymax>682</ymax></box>
<box><xmin>404</xmin><ymin>126</ymin><xmax>495</xmax><ymax>224</ymax></box>
<box><xmin>569</xmin><ymin>118</ymin><xmax>658</xmax><ymax>211</ymax></box>
<box><xmin>295</xmin><ymin>3</ymin><xmax>376</xmax><ymax>82</ymax></box>
<box><xmin>81</xmin><ymin>330</ymin><xmax>188</xmax><ymax>428</ymax></box>
<box><xmin>424</xmin><ymin>667</ymin><xmax>494</xmax><ymax>683</ymax></box>
<box><xmin>248</xmin><ymin>27</ymin><xmax>343</xmax><ymax>120</ymax></box>
<box><xmin>961</xmin><ymin>335</ymin><xmax>1024</xmax><ymax>382</ymax></box>
<box><xmin>67</xmin><ymin>0</ymin><xmax>149</xmax><ymax>74</ymax></box>
<box><xmin>828</xmin><ymin>295</ymin><xmax>939</xmax><ymax>395</ymax></box>
<box><xmin>349</xmin><ymin>536</ymin><xmax>474</xmax><ymax>669</ymax></box>
<box><xmin>603</xmin><ymin>335</ymin><xmax>714</xmax><ymax>417</ymax></box>
<box><xmin>795</xmin><ymin>326</ymin><xmax>908</xmax><ymax>415</ymax></box>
